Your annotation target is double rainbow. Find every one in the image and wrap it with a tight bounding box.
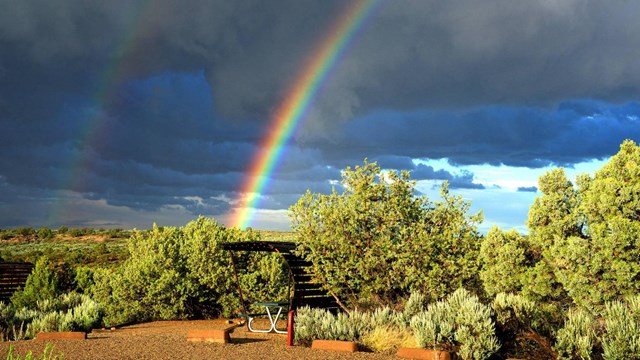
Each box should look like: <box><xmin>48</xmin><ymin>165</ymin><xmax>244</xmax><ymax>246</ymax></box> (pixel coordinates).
<box><xmin>230</xmin><ymin>0</ymin><xmax>379</xmax><ymax>229</ymax></box>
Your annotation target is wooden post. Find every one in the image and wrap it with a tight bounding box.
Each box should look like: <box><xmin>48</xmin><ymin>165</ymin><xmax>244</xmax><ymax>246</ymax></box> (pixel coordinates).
<box><xmin>286</xmin><ymin>309</ymin><xmax>295</xmax><ymax>347</ymax></box>
<box><xmin>229</xmin><ymin>251</ymin><xmax>248</xmax><ymax>316</ymax></box>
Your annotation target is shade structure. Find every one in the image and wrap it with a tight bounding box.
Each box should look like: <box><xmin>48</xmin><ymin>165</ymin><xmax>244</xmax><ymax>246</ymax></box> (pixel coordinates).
<box><xmin>0</xmin><ymin>262</ymin><xmax>34</xmax><ymax>303</ymax></box>
<box><xmin>220</xmin><ymin>241</ymin><xmax>340</xmax><ymax>312</ymax></box>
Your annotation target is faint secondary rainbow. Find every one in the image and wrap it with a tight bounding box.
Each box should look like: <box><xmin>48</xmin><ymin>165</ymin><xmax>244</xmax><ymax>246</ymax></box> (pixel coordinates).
<box><xmin>231</xmin><ymin>0</ymin><xmax>379</xmax><ymax>229</ymax></box>
<box><xmin>48</xmin><ymin>0</ymin><xmax>153</xmax><ymax>226</ymax></box>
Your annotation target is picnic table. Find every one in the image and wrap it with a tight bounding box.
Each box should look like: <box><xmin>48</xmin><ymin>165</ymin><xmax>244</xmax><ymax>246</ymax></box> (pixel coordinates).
<box><xmin>246</xmin><ymin>301</ymin><xmax>289</xmax><ymax>334</ymax></box>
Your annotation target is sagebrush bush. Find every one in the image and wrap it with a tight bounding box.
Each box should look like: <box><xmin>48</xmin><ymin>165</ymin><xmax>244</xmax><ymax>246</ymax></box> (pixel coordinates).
<box><xmin>411</xmin><ymin>289</ymin><xmax>500</xmax><ymax>360</ymax></box>
<box><xmin>1</xmin><ymin>292</ymin><xmax>101</xmax><ymax>340</ymax></box>
<box><xmin>294</xmin><ymin>307</ymin><xmax>336</xmax><ymax>345</ymax></box>
<box><xmin>395</xmin><ymin>291</ymin><xmax>426</xmax><ymax>327</ymax></box>
<box><xmin>295</xmin><ymin>292</ymin><xmax>428</xmax><ymax>352</ymax></box>
<box><xmin>410</xmin><ymin>301</ymin><xmax>454</xmax><ymax>350</ymax></box>
<box><xmin>295</xmin><ymin>307</ymin><xmax>378</xmax><ymax>344</ymax></box>
<box><xmin>37</xmin><ymin>227</ymin><xmax>53</xmax><ymax>240</ymax></box>
<box><xmin>492</xmin><ymin>293</ymin><xmax>559</xmax><ymax>358</ymax></box>
<box><xmin>553</xmin><ymin>308</ymin><xmax>597</xmax><ymax>360</ymax></box>
<box><xmin>601</xmin><ymin>297</ymin><xmax>640</xmax><ymax>360</ymax></box>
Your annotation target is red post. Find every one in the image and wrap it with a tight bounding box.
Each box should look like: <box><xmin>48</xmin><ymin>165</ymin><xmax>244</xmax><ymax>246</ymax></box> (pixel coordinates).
<box><xmin>286</xmin><ymin>309</ymin><xmax>295</xmax><ymax>347</ymax></box>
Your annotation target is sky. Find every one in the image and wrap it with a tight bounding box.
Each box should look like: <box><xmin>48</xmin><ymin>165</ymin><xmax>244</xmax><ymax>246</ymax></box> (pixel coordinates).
<box><xmin>1</xmin><ymin>0</ymin><xmax>639</xmax><ymax>233</ymax></box>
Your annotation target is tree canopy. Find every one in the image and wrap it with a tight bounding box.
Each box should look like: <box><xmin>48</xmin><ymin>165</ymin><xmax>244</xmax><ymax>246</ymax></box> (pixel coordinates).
<box><xmin>289</xmin><ymin>161</ymin><xmax>483</xmax><ymax>309</ymax></box>
<box><xmin>482</xmin><ymin>140</ymin><xmax>640</xmax><ymax>311</ymax></box>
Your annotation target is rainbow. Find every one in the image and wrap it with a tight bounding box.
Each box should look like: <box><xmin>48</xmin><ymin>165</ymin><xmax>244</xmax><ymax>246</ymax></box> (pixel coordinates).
<box><xmin>231</xmin><ymin>0</ymin><xmax>379</xmax><ymax>229</ymax></box>
<box><xmin>48</xmin><ymin>1</ymin><xmax>153</xmax><ymax>226</ymax></box>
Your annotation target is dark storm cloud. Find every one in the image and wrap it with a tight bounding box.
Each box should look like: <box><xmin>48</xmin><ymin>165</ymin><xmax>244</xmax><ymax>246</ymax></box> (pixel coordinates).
<box><xmin>324</xmin><ymin>100</ymin><xmax>640</xmax><ymax>168</ymax></box>
<box><xmin>412</xmin><ymin>164</ymin><xmax>484</xmax><ymax>190</ymax></box>
<box><xmin>2</xmin><ymin>0</ymin><xmax>640</xmax><ymax>228</ymax></box>
<box><xmin>3</xmin><ymin>1</ymin><xmax>640</xmax><ymax>125</ymax></box>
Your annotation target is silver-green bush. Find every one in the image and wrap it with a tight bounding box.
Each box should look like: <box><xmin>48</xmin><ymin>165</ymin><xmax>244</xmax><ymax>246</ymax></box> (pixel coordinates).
<box><xmin>410</xmin><ymin>289</ymin><xmax>500</xmax><ymax>360</ymax></box>
<box><xmin>492</xmin><ymin>292</ymin><xmax>559</xmax><ymax>358</ymax></box>
<box><xmin>553</xmin><ymin>308</ymin><xmax>597</xmax><ymax>360</ymax></box>
<box><xmin>396</xmin><ymin>291</ymin><xmax>427</xmax><ymax>327</ymax></box>
<box><xmin>294</xmin><ymin>307</ymin><xmax>370</xmax><ymax>344</ymax></box>
<box><xmin>601</xmin><ymin>297</ymin><xmax>640</xmax><ymax>360</ymax></box>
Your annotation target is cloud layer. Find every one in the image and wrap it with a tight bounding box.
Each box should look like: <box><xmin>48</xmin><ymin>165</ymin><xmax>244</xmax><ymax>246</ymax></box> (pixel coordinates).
<box><xmin>1</xmin><ymin>0</ymin><xmax>639</xmax><ymax>229</ymax></box>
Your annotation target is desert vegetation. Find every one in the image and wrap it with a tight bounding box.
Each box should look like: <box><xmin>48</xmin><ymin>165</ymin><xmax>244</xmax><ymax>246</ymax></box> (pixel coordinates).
<box><xmin>2</xmin><ymin>140</ymin><xmax>640</xmax><ymax>359</ymax></box>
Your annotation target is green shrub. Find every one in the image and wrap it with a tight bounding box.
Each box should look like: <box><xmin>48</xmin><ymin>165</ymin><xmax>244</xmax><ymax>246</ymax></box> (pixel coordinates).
<box><xmin>14</xmin><ymin>227</ymin><xmax>36</xmax><ymax>236</ymax></box>
<box><xmin>410</xmin><ymin>289</ymin><xmax>500</xmax><ymax>360</ymax></box>
<box><xmin>36</xmin><ymin>227</ymin><xmax>53</xmax><ymax>240</ymax></box>
<box><xmin>91</xmin><ymin>217</ymin><xmax>277</xmax><ymax>325</ymax></box>
<box><xmin>73</xmin><ymin>266</ymin><xmax>95</xmax><ymax>294</ymax></box>
<box><xmin>527</xmin><ymin>140</ymin><xmax>640</xmax><ymax>310</ymax></box>
<box><xmin>290</xmin><ymin>161</ymin><xmax>483</xmax><ymax>309</ymax></box>
<box><xmin>11</xmin><ymin>257</ymin><xmax>59</xmax><ymax>309</ymax></box>
<box><xmin>68</xmin><ymin>228</ymin><xmax>83</xmax><ymax>237</ymax></box>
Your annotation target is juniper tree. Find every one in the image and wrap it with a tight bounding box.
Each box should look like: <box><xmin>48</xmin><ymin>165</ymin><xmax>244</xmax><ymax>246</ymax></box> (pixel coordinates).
<box><xmin>290</xmin><ymin>160</ymin><xmax>483</xmax><ymax>309</ymax></box>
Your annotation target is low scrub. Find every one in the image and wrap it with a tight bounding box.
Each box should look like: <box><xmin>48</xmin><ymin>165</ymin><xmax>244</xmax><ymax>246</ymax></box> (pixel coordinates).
<box><xmin>0</xmin><ymin>292</ymin><xmax>102</xmax><ymax>341</ymax></box>
<box><xmin>295</xmin><ymin>307</ymin><xmax>369</xmax><ymax>344</ymax></box>
<box><xmin>296</xmin><ymin>290</ymin><xmax>499</xmax><ymax>359</ymax></box>
<box><xmin>600</xmin><ymin>296</ymin><xmax>640</xmax><ymax>360</ymax></box>
<box><xmin>492</xmin><ymin>293</ymin><xmax>560</xmax><ymax>358</ymax></box>
<box><xmin>411</xmin><ymin>289</ymin><xmax>500</xmax><ymax>360</ymax></box>
<box><xmin>554</xmin><ymin>308</ymin><xmax>598</xmax><ymax>360</ymax></box>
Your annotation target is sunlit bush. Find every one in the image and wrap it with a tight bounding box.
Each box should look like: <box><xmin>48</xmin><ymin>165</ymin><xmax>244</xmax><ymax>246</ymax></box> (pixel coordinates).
<box><xmin>411</xmin><ymin>289</ymin><xmax>500</xmax><ymax>360</ymax></box>
<box><xmin>92</xmin><ymin>216</ymin><xmax>286</xmax><ymax>325</ymax></box>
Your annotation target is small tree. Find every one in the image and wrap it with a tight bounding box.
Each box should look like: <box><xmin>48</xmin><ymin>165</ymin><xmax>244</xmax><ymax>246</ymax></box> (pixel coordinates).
<box><xmin>91</xmin><ymin>217</ymin><xmax>286</xmax><ymax>325</ymax></box>
<box><xmin>11</xmin><ymin>256</ymin><xmax>59</xmax><ymax>309</ymax></box>
<box><xmin>479</xmin><ymin>227</ymin><xmax>564</xmax><ymax>303</ymax></box>
<box><xmin>528</xmin><ymin>140</ymin><xmax>640</xmax><ymax>310</ymax></box>
<box><xmin>37</xmin><ymin>227</ymin><xmax>53</xmax><ymax>240</ymax></box>
<box><xmin>290</xmin><ymin>161</ymin><xmax>483</xmax><ymax>308</ymax></box>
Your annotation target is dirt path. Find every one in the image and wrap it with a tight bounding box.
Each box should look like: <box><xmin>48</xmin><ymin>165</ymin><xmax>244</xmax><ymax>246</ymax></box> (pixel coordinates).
<box><xmin>2</xmin><ymin>319</ymin><xmax>397</xmax><ymax>359</ymax></box>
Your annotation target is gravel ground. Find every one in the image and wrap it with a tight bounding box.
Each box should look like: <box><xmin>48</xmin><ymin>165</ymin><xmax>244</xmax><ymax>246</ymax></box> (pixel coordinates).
<box><xmin>1</xmin><ymin>319</ymin><xmax>397</xmax><ymax>360</ymax></box>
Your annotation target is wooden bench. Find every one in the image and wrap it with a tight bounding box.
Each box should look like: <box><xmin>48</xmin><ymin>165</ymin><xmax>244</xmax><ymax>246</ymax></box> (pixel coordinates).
<box><xmin>0</xmin><ymin>262</ymin><xmax>34</xmax><ymax>303</ymax></box>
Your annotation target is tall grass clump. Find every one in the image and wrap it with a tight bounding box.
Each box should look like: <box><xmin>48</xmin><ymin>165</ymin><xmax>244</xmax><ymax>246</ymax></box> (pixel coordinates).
<box><xmin>4</xmin><ymin>343</ymin><xmax>63</xmax><ymax>360</ymax></box>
